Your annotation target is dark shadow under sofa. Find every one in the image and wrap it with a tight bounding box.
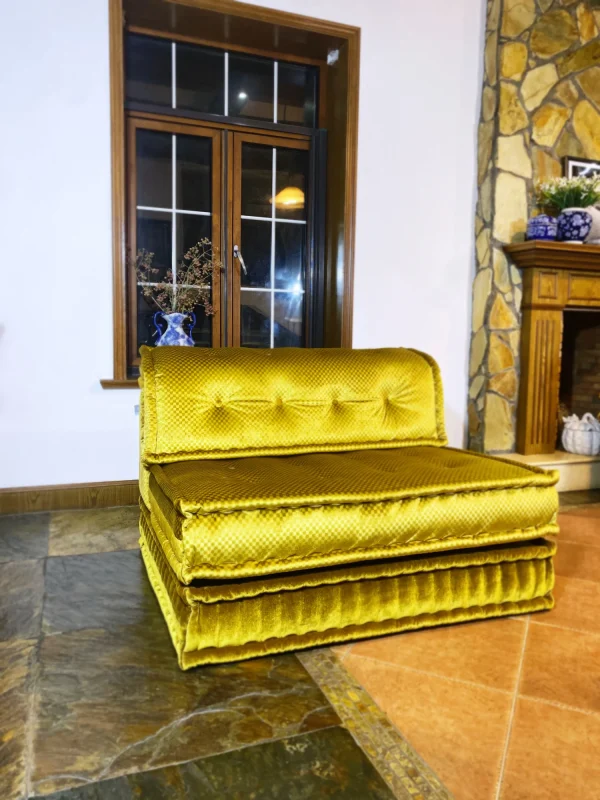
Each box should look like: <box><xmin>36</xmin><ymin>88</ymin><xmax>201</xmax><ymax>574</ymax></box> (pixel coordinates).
<box><xmin>138</xmin><ymin>346</ymin><xmax>559</xmax><ymax>669</ymax></box>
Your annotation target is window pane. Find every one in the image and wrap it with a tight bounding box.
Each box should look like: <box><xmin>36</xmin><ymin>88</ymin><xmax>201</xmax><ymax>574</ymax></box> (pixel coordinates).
<box><xmin>240</xmin><ymin>219</ymin><xmax>271</xmax><ymax>288</ymax></box>
<box><xmin>176</xmin><ymin>214</ymin><xmax>211</xmax><ymax>262</ymax></box>
<box><xmin>137</xmin><ymin>286</ymin><xmax>160</xmax><ymax>350</ymax></box>
<box><xmin>137</xmin><ymin>210</ymin><xmax>171</xmax><ymax>281</ymax></box>
<box><xmin>189</xmin><ymin>304</ymin><xmax>212</xmax><ymax>347</ymax></box>
<box><xmin>275</xmin><ymin>148</ymin><xmax>308</xmax><ymax>221</ymax></box>
<box><xmin>241</xmin><ymin>144</ymin><xmax>273</xmax><ymax>218</ymax></box>
<box><xmin>126</xmin><ymin>34</ymin><xmax>171</xmax><ymax>107</ymax></box>
<box><xmin>176</xmin><ymin>43</ymin><xmax>224</xmax><ymax>114</ymax></box>
<box><xmin>274</xmin><ymin>293</ymin><xmax>304</xmax><ymax>347</ymax></box>
<box><xmin>274</xmin><ymin>223</ymin><xmax>305</xmax><ymax>290</ymax></box>
<box><xmin>241</xmin><ymin>292</ymin><xmax>271</xmax><ymax>348</ymax></box>
<box><xmin>277</xmin><ymin>63</ymin><xmax>317</xmax><ymax>127</ymax></box>
<box><xmin>136</xmin><ymin>130</ymin><xmax>172</xmax><ymax>209</ymax></box>
<box><xmin>229</xmin><ymin>53</ymin><xmax>274</xmax><ymax>121</ymax></box>
<box><xmin>176</xmin><ymin>135</ymin><xmax>211</xmax><ymax>212</ymax></box>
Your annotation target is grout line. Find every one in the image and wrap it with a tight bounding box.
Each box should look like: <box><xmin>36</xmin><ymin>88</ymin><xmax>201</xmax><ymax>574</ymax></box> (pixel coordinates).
<box><xmin>530</xmin><ymin>619</ymin><xmax>600</xmax><ymax>637</ymax></box>
<box><xmin>25</xmin><ymin>557</ymin><xmax>48</xmax><ymax>798</ymax></box>
<box><xmin>494</xmin><ymin>616</ymin><xmax>530</xmax><ymax>800</ymax></box>
<box><xmin>517</xmin><ymin>692</ymin><xmax>600</xmax><ymax>719</ymax></box>
<box><xmin>46</xmin><ymin>545</ymin><xmax>140</xmax><ymax>560</ymax></box>
<box><xmin>556</xmin><ymin>538</ymin><xmax>600</xmax><ymax>550</ymax></box>
<box><xmin>345</xmin><ymin>652</ymin><xmax>513</xmax><ymax>696</ymax></box>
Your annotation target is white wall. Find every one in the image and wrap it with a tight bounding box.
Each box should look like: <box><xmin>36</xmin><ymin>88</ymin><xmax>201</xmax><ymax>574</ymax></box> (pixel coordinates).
<box><xmin>0</xmin><ymin>0</ymin><xmax>485</xmax><ymax>488</ymax></box>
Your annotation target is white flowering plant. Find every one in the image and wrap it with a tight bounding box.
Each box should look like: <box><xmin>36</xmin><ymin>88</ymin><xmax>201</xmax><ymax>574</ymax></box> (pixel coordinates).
<box><xmin>536</xmin><ymin>176</ymin><xmax>600</xmax><ymax>213</ymax></box>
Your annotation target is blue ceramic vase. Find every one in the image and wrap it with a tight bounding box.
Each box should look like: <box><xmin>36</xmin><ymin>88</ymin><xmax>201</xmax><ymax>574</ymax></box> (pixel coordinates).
<box><xmin>557</xmin><ymin>209</ymin><xmax>592</xmax><ymax>243</ymax></box>
<box><xmin>526</xmin><ymin>214</ymin><xmax>557</xmax><ymax>241</ymax></box>
<box><xmin>154</xmin><ymin>312</ymin><xmax>196</xmax><ymax>346</ymax></box>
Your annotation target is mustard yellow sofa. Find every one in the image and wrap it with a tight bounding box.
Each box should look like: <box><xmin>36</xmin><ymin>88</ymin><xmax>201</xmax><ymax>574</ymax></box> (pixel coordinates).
<box><xmin>138</xmin><ymin>345</ymin><xmax>559</xmax><ymax>670</ymax></box>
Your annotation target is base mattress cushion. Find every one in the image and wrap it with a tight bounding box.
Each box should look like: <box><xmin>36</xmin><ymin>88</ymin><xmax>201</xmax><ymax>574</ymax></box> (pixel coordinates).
<box><xmin>148</xmin><ymin>446</ymin><xmax>558</xmax><ymax>582</ymax></box>
<box><xmin>139</xmin><ymin>504</ymin><xmax>556</xmax><ymax>670</ymax></box>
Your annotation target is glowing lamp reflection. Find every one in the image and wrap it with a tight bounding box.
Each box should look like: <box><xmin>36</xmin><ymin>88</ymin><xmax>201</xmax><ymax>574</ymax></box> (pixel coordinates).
<box><xmin>270</xmin><ymin>186</ymin><xmax>305</xmax><ymax>210</ymax></box>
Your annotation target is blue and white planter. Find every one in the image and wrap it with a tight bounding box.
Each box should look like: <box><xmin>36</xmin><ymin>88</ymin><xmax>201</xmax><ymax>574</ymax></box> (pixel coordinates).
<box><xmin>154</xmin><ymin>311</ymin><xmax>196</xmax><ymax>346</ymax></box>
<box><xmin>557</xmin><ymin>208</ymin><xmax>593</xmax><ymax>244</ymax></box>
<box><xmin>526</xmin><ymin>214</ymin><xmax>557</xmax><ymax>241</ymax></box>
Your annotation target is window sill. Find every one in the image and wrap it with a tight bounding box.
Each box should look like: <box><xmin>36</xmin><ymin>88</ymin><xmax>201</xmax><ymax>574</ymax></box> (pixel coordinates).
<box><xmin>100</xmin><ymin>379</ymin><xmax>139</xmax><ymax>389</ymax></box>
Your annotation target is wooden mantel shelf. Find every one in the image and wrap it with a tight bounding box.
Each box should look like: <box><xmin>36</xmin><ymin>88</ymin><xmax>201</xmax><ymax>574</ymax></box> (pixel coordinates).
<box><xmin>505</xmin><ymin>240</ymin><xmax>600</xmax><ymax>271</ymax></box>
<box><xmin>503</xmin><ymin>240</ymin><xmax>600</xmax><ymax>456</ymax></box>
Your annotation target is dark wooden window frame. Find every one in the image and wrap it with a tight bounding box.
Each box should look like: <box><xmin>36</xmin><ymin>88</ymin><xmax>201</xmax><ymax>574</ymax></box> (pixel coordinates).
<box><xmin>102</xmin><ymin>0</ymin><xmax>360</xmax><ymax>388</ymax></box>
<box><xmin>127</xmin><ymin>116</ymin><xmax>223</xmax><ymax>365</ymax></box>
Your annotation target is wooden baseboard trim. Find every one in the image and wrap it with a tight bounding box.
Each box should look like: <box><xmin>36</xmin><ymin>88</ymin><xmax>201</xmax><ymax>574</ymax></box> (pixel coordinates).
<box><xmin>0</xmin><ymin>480</ymin><xmax>139</xmax><ymax>515</ymax></box>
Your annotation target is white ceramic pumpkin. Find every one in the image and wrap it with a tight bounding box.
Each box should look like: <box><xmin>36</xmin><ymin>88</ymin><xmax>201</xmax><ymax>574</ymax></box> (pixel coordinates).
<box><xmin>562</xmin><ymin>413</ymin><xmax>600</xmax><ymax>456</ymax></box>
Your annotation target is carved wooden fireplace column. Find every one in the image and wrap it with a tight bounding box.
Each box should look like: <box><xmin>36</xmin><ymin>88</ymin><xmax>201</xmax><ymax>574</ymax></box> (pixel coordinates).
<box><xmin>505</xmin><ymin>241</ymin><xmax>600</xmax><ymax>455</ymax></box>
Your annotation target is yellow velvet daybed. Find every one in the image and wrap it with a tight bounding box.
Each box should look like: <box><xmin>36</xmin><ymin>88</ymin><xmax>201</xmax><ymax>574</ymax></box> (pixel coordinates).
<box><xmin>138</xmin><ymin>346</ymin><xmax>559</xmax><ymax>669</ymax></box>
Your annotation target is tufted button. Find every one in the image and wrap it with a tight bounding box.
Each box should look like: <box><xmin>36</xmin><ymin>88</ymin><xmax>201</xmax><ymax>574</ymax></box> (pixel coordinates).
<box><xmin>274</xmin><ymin>397</ymin><xmax>283</xmax><ymax>407</ymax></box>
<box><xmin>214</xmin><ymin>397</ymin><xmax>222</xmax><ymax>408</ymax></box>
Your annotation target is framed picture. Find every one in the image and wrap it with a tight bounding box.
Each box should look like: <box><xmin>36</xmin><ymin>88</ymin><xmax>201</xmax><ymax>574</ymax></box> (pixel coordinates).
<box><xmin>563</xmin><ymin>156</ymin><xmax>600</xmax><ymax>179</ymax></box>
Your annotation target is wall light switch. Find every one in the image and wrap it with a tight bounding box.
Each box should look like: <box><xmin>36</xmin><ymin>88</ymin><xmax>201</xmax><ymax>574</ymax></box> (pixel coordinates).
<box><xmin>134</xmin><ymin>404</ymin><xmax>140</xmax><ymax>416</ymax></box>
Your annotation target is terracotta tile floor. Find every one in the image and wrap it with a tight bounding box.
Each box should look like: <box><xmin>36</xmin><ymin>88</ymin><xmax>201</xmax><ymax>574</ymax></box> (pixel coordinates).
<box><xmin>338</xmin><ymin>503</ymin><xmax>600</xmax><ymax>800</ymax></box>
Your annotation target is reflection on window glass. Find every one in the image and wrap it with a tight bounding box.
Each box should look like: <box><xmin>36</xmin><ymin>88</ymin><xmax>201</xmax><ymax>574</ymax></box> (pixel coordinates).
<box><xmin>176</xmin><ymin>214</ymin><xmax>212</xmax><ymax>262</ymax></box>
<box><xmin>275</xmin><ymin>223</ymin><xmax>305</xmax><ymax>291</ymax></box>
<box><xmin>240</xmin><ymin>220</ymin><xmax>271</xmax><ymax>288</ymax></box>
<box><xmin>242</xmin><ymin>144</ymin><xmax>273</xmax><ymax>218</ymax></box>
<box><xmin>229</xmin><ymin>53</ymin><xmax>274</xmax><ymax>121</ymax></box>
<box><xmin>136</xmin><ymin>130</ymin><xmax>172</xmax><ymax>209</ymax></box>
<box><xmin>176</xmin><ymin>135</ymin><xmax>211</xmax><ymax>212</ymax></box>
<box><xmin>241</xmin><ymin>292</ymin><xmax>271</xmax><ymax>348</ymax></box>
<box><xmin>278</xmin><ymin>63</ymin><xmax>317</xmax><ymax>128</ymax></box>
<box><xmin>125</xmin><ymin>33</ymin><xmax>318</xmax><ymax>130</ymax></box>
<box><xmin>177</xmin><ymin>43</ymin><xmax>224</xmax><ymax>114</ymax></box>
<box><xmin>189</xmin><ymin>304</ymin><xmax>212</xmax><ymax>347</ymax></box>
<box><xmin>136</xmin><ymin>210</ymin><xmax>171</xmax><ymax>281</ymax></box>
<box><xmin>274</xmin><ymin>293</ymin><xmax>304</xmax><ymax>347</ymax></box>
<box><xmin>275</xmin><ymin>148</ymin><xmax>308</xmax><ymax>221</ymax></box>
<box><xmin>137</xmin><ymin>286</ymin><xmax>158</xmax><ymax>350</ymax></box>
<box><xmin>126</xmin><ymin>34</ymin><xmax>171</xmax><ymax>106</ymax></box>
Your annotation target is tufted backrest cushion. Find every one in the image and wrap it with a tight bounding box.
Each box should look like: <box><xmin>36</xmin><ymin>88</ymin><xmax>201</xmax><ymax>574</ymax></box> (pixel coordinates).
<box><xmin>139</xmin><ymin>345</ymin><xmax>447</xmax><ymax>464</ymax></box>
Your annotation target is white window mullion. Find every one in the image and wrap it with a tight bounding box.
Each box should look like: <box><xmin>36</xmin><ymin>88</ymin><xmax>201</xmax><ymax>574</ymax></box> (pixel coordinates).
<box><xmin>270</xmin><ymin>147</ymin><xmax>276</xmax><ymax>348</ymax></box>
<box><xmin>224</xmin><ymin>52</ymin><xmax>229</xmax><ymax>116</ymax></box>
<box><xmin>273</xmin><ymin>61</ymin><xmax>278</xmax><ymax>124</ymax></box>
<box><xmin>171</xmin><ymin>42</ymin><xmax>176</xmax><ymax>110</ymax></box>
<box><xmin>172</xmin><ymin>135</ymin><xmax>177</xmax><ymax>294</ymax></box>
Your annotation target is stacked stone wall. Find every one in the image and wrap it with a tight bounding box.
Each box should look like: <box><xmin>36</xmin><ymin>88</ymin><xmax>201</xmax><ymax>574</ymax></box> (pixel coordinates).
<box><xmin>469</xmin><ymin>0</ymin><xmax>600</xmax><ymax>453</ymax></box>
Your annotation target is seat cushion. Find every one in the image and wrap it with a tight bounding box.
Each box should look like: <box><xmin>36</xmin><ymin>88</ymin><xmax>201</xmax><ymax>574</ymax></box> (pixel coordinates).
<box><xmin>139</xmin><ymin>503</ymin><xmax>556</xmax><ymax>670</ymax></box>
<box><xmin>147</xmin><ymin>446</ymin><xmax>559</xmax><ymax>583</ymax></box>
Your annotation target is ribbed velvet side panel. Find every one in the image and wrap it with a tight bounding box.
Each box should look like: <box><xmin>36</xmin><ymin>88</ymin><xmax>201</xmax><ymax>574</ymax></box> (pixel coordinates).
<box><xmin>139</xmin><ymin>510</ymin><xmax>555</xmax><ymax>670</ymax></box>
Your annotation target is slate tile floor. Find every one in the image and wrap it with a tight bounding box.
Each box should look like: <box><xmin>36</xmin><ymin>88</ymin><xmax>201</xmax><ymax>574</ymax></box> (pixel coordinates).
<box><xmin>336</xmin><ymin>493</ymin><xmax>600</xmax><ymax>800</ymax></box>
<box><xmin>3</xmin><ymin>493</ymin><xmax>596</xmax><ymax>800</ymax></box>
<box><xmin>0</xmin><ymin>506</ymin><xmax>447</xmax><ymax>800</ymax></box>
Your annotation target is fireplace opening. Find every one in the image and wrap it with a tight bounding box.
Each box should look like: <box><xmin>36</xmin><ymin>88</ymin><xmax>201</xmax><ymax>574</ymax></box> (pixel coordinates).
<box><xmin>558</xmin><ymin>309</ymin><xmax>600</xmax><ymax>448</ymax></box>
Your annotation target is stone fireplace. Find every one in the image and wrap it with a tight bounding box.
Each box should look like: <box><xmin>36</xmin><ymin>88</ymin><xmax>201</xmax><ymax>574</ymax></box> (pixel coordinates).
<box><xmin>505</xmin><ymin>240</ymin><xmax>600</xmax><ymax>455</ymax></box>
<box><xmin>468</xmin><ymin>0</ymin><xmax>600</xmax><ymax>456</ymax></box>
<box><xmin>560</xmin><ymin>309</ymin><xmax>600</xmax><ymax>423</ymax></box>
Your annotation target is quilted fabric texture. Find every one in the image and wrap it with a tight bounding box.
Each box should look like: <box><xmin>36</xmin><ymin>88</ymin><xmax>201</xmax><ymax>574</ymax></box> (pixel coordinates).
<box><xmin>147</xmin><ymin>446</ymin><xmax>558</xmax><ymax>582</ymax></box>
<box><xmin>139</xmin><ymin>505</ymin><xmax>556</xmax><ymax>670</ymax></box>
<box><xmin>139</xmin><ymin>346</ymin><xmax>447</xmax><ymax>463</ymax></box>
<box><xmin>137</xmin><ymin>345</ymin><xmax>560</xmax><ymax>668</ymax></box>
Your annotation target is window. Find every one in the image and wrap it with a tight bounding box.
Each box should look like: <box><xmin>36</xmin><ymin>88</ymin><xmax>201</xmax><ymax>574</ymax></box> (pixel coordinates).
<box><xmin>103</xmin><ymin>1</ymin><xmax>360</xmax><ymax>387</ymax></box>
<box><xmin>123</xmin><ymin>32</ymin><xmax>324</xmax><ymax>376</ymax></box>
<box><xmin>125</xmin><ymin>34</ymin><xmax>318</xmax><ymax>128</ymax></box>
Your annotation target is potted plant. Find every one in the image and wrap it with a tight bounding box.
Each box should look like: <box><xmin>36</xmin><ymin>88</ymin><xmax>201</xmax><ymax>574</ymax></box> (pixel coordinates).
<box><xmin>535</xmin><ymin>176</ymin><xmax>600</xmax><ymax>244</ymax></box>
<box><xmin>135</xmin><ymin>238</ymin><xmax>221</xmax><ymax>346</ymax></box>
